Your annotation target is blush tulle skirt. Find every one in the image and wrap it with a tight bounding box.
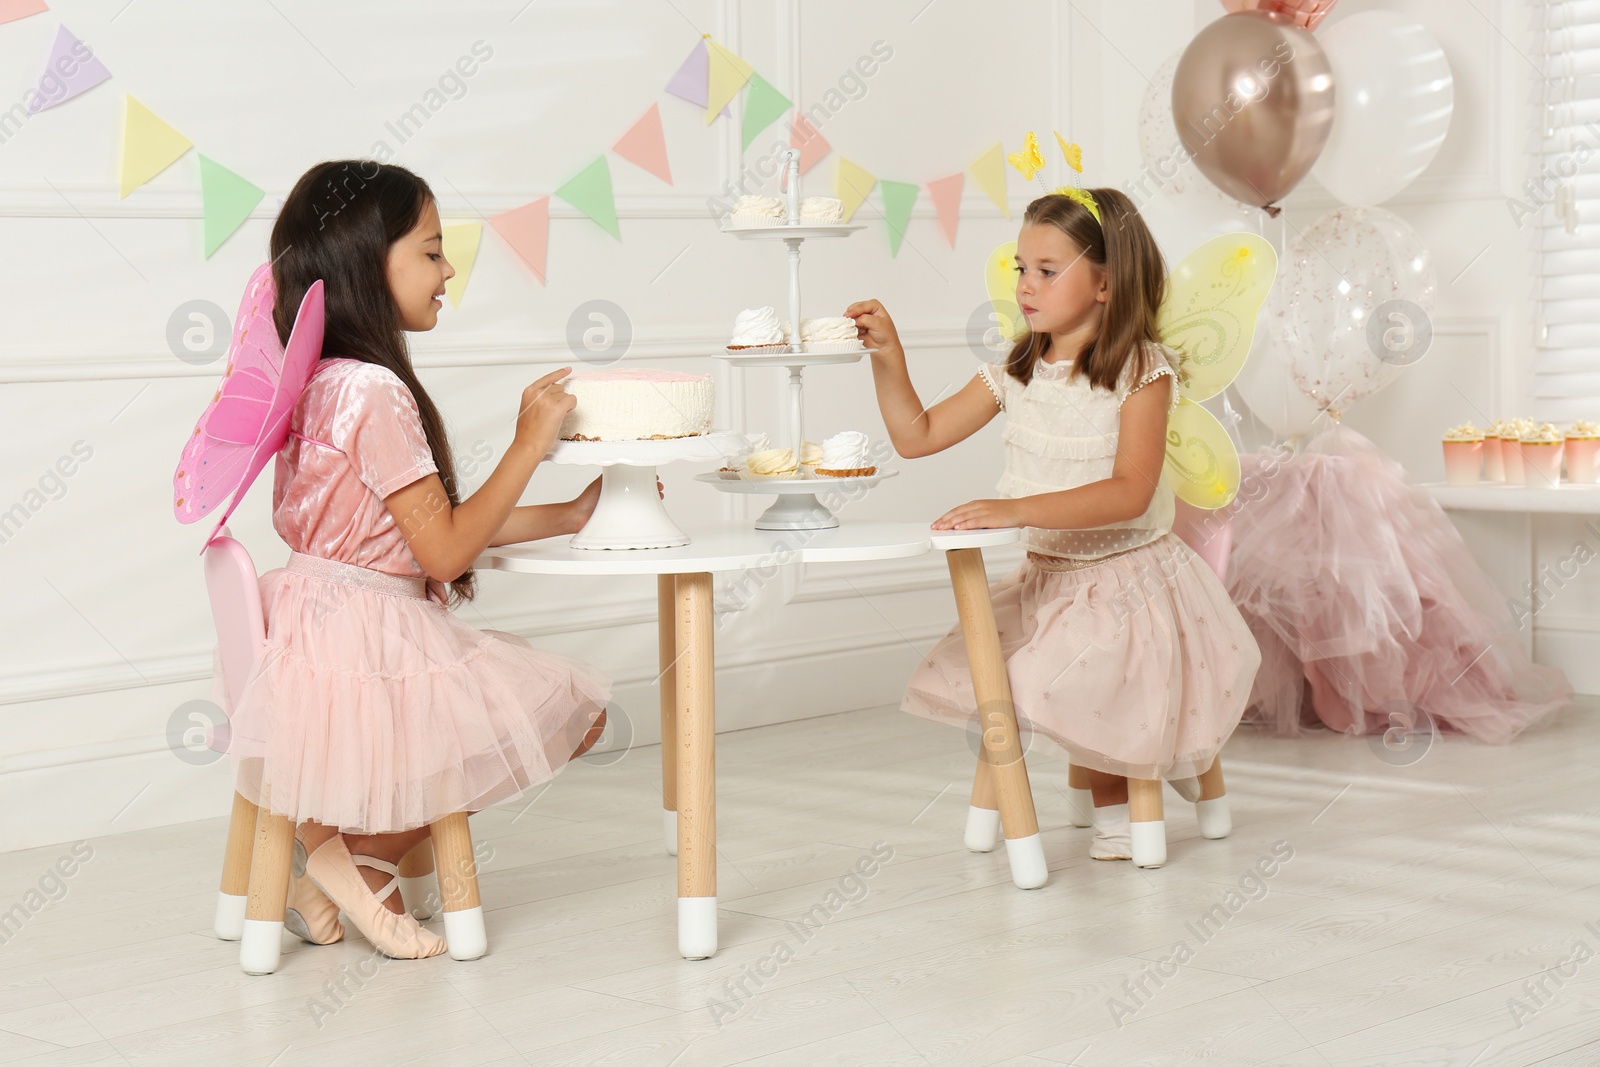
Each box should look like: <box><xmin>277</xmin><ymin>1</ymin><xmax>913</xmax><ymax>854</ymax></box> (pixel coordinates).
<box><xmin>1224</xmin><ymin>427</ymin><xmax>1570</xmax><ymax>744</ymax></box>
<box><xmin>902</xmin><ymin>533</ymin><xmax>1262</xmax><ymax>781</ymax></box>
<box><xmin>218</xmin><ymin>565</ymin><xmax>611</xmax><ymax>834</ymax></box>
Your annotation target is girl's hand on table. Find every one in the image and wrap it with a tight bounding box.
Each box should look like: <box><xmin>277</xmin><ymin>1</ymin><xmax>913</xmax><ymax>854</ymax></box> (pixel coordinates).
<box><xmin>932</xmin><ymin>498</ymin><xmax>1024</xmax><ymax>531</ymax></box>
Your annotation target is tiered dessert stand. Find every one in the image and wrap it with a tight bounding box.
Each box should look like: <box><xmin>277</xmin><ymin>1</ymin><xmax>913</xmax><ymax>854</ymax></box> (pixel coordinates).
<box><xmin>551</xmin><ymin>434</ymin><xmax>744</xmax><ymax>550</ymax></box>
<box><xmin>700</xmin><ymin>148</ymin><xmax>897</xmax><ymax>531</ymax></box>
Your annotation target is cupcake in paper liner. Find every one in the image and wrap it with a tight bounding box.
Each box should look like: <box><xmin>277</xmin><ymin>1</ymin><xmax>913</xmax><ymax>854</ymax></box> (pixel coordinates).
<box><xmin>799</xmin><ymin>196</ymin><xmax>844</xmax><ymax>225</ymax></box>
<box><xmin>799</xmin><ymin>315</ymin><xmax>865</xmax><ymax>354</ymax></box>
<box><xmin>725</xmin><ymin>195</ymin><xmax>786</xmax><ymax>229</ymax></box>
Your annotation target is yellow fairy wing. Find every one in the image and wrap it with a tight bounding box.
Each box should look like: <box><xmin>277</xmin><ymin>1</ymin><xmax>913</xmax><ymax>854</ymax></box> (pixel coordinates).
<box><xmin>1164</xmin><ymin>397</ymin><xmax>1241</xmax><ymax>510</ymax></box>
<box><xmin>1005</xmin><ymin>131</ymin><xmax>1044</xmax><ymax>181</ymax></box>
<box><xmin>985</xmin><ymin>240</ymin><xmax>1026</xmax><ymax>346</ymax></box>
<box><xmin>1156</xmin><ymin>232</ymin><xmax>1277</xmax><ymax>403</ymax></box>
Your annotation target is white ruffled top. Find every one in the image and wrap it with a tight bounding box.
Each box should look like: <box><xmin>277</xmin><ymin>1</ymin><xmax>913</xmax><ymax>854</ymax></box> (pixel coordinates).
<box><xmin>976</xmin><ymin>342</ymin><xmax>1181</xmax><ymax>560</ymax></box>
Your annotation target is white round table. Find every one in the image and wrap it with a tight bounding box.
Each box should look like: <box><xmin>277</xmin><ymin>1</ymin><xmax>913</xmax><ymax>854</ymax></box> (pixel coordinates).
<box><xmin>476</xmin><ymin>522</ymin><xmax>1043</xmax><ymax>959</ymax></box>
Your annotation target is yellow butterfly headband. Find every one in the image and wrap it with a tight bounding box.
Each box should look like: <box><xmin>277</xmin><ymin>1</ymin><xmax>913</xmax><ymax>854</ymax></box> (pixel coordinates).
<box><xmin>1007</xmin><ymin>131</ymin><xmax>1100</xmax><ymax>225</ymax></box>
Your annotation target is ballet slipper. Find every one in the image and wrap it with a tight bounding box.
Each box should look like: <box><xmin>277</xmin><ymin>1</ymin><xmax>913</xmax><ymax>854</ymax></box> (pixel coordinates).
<box><xmin>1090</xmin><ymin>803</ymin><xmax>1133</xmax><ymax>861</ymax></box>
<box><xmin>284</xmin><ymin>835</ymin><xmax>344</xmax><ymax>945</ymax></box>
<box><xmin>569</xmin><ymin>707</ymin><xmax>608</xmax><ymax>761</ymax></box>
<box><xmin>304</xmin><ymin>835</ymin><xmax>446</xmax><ymax>960</ymax></box>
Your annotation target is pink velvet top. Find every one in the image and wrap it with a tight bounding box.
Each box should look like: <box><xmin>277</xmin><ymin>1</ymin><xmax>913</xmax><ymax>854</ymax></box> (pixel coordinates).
<box><xmin>271</xmin><ymin>358</ymin><xmax>439</xmax><ymax>578</ymax></box>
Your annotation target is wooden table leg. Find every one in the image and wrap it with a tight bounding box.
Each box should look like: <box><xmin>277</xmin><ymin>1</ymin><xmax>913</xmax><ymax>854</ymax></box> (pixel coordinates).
<box><xmin>675</xmin><ymin>572</ymin><xmax>717</xmax><ymax>958</ymax></box>
<box><xmin>215</xmin><ymin>790</ymin><xmax>257</xmax><ymax>940</ymax></box>
<box><xmin>1128</xmin><ymin>778</ymin><xmax>1167</xmax><ymax>868</ymax></box>
<box><xmin>658</xmin><ymin>574</ymin><xmax>678</xmax><ymax>857</ymax></box>
<box><xmin>945</xmin><ymin>547</ymin><xmax>1047</xmax><ymax>889</ymax></box>
<box><xmin>431</xmin><ymin>811</ymin><xmax>487</xmax><ymax>959</ymax></box>
<box><xmin>964</xmin><ymin>754</ymin><xmax>1000</xmax><ymax>853</ymax></box>
<box><xmin>1196</xmin><ymin>756</ymin><xmax>1232</xmax><ymax>840</ymax></box>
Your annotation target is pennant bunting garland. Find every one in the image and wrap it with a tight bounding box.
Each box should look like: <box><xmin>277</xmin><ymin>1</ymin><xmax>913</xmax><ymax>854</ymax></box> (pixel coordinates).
<box><xmin>704</xmin><ymin>38</ymin><xmax>753</xmax><ymax>123</ymax></box>
<box><xmin>880</xmin><ymin>180</ymin><xmax>918</xmax><ymax>257</ymax></box>
<box><xmin>741</xmin><ymin>72</ymin><xmax>790</xmax><ymax>150</ymax></box>
<box><xmin>926</xmin><ymin>173</ymin><xmax>964</xmax><ymax>248</ymax></box>
<box><xmin>613</xmin><ymin>103</ymin><xmax>672</xmax><ymax>185</ymax></box>
<box><xmin>29</xmin><ymin>24</ymin><xmax>110</xmax><ymax>114</ymax></box>
<box><xmin>198</xmin><ymin>154</ymin><xmax>264</xmax><ymax>257</ymax></box>
<box><xmin>664</xmin><ymin>36</ymin><xmax>730</xmax><ymax>118</ymax></box>
<box><xmin>0</xmin><ymin>0</ymin><xmax>48</xmax><ymax>25</ymax></box>
<box><xmin>789</xmin><ymin>113</ymin><xmax>830</xmax><ymax>175</ymax></box>
<box><xmin>969</xmin><ymin>142</ymin><xmax>1010</xmax><ymax>219</ymax></box>
<box><xmin>441</xmin><ymin>222</ymin><xmax>482</xmax><ymax>308</ymax></box>
<box><xmin>118</xmin><ymin>95</ymin><xmax>192</xmax><ymax>199</ymax></box>
<box><xmin>489</xmin><ymin>197</ymin><xmax>550</xmax><ymax>285</ymax></box>
<box><xmin>835</xmin><ymin>157</ymin><xmax>876</xmax><ymax>223</ymax></box>
<box><xmin>554</xmin><ymin>155</ymin><xmax>620</xmax><ymax>239</ymax></box>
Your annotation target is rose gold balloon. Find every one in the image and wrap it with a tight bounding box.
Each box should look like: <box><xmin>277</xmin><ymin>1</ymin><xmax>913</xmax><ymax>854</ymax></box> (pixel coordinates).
<box><xmin>1219</xmin><ymin>0</ymin><xmax>1336</xmax><ymax>32</ymax></box>
<box><xmin>1173</xmin><ymin>10</ymin><xmax>1335</xmax><ymax>213</ymax></box>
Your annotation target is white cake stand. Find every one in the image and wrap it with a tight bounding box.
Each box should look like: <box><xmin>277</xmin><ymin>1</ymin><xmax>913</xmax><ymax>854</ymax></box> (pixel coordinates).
<box><xmin>549</xmin><ymin>434</ymin><xmax>744</xmax><ymax>550</ymax></box>
<box><xmin>694</xmin><ymin>469</ymin><xmax>898</xmax><ymax>530</ymax></box>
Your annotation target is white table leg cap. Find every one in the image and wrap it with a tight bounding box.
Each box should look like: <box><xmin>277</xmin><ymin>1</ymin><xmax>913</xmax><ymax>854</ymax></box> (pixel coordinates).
<box><xmin>1003</xmin><ymin>833</ymin><xmax>1049</xmax><ymax>889</ymax></box>
<box><xmin>1196</xmin><ymin>797</ymin><xmax>1232</xmax><ymax>840</ymax></box>
<box><xmin>1067</xmin><ymin>787</ymin><xmax>1094</xmax><ymax>828</ymax></box>
<box><xmin>1131</xmin><ymin>821</ymin><xmax>1167</xmax><ymax>869</ymax></box>
<box><xmin>400</xmin><ymin>875</ymin><xmax>437</xmax><ymax>921</ymax></box>
<box><xmin>213</xmin><ymin>892</ymin><xmax>247</xmax><ymax>941</ymax></box>
<box><xmin>443</xmin><ymin>905</ymin><xmax>488</xmax><ymax>960</ymax></box>
<box><xmin>239</xmin><ymin>919</ymin><xmax>283</xmax><ymax>975</ymax></box>
<box><xmin>964</xmin><ymin>806</ymin><xmax>1001</xmax><ymax>852</ymax></box>
<box><xmin>678</xmin><ymin>896</ymin><xmax>718</xmax><ymax>960</ymax></box>
<box><xmin>664</xmin><ymin>809</ymin><xmax>679</xmax><ymax>856</ymax></box>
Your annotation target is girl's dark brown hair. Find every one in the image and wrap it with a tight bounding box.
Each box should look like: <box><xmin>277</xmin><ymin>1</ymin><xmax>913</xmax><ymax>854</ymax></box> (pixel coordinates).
<box><xmin>270</xmin><ymin>160</ymin><xmax>476</xmax><ymax>604</ymax></box>
<box><xmin>1004</xmin><ymin>187</ymin><xmax>1169</xmax><ymax>394</ymax></box>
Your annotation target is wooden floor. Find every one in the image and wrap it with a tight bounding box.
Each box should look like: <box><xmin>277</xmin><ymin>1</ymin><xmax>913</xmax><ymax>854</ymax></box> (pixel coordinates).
<box><xmin>1</xmin><ymin>700</ymin><xmax>1598</xmax><ymax>1066</ymax></box>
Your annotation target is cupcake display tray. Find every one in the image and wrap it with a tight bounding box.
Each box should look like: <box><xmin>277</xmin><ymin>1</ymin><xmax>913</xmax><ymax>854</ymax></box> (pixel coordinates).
<box><xmin>694</xmin><ymin>469</ymin><xmax>899</xmax><ymax>531</ymax></box>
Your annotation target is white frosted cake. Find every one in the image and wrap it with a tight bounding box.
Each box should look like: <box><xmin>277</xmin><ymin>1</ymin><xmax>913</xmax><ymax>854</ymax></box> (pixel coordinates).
<box><xmin>559</xmin><ymin>369</ymin><xmax>714</xmax><ymax>441</ymax></box>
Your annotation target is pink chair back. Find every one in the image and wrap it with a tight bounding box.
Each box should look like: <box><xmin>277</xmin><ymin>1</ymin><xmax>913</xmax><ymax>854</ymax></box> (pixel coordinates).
<box><xmin>203</xmin><ymin>526</ymin><xmax>267</xmax><ymax>713</ymax></box>
<box><xmin>1171</xmin><ymin>499</ymin><xmax>1232</xmax><ymax>583</ymax></box>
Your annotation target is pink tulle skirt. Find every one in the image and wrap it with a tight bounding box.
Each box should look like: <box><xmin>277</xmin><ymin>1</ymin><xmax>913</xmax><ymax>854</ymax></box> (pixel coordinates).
<box><xmin>902</xmin><ymin>533</ymin><xmax>1262</xmax><ymax>780</ymax></box>
<box><xmin>1226</xmin><ymin>427</ymin><xmax>1570</xmax><ymax>744</ymax></box>
<box><xmin>219</xmin><ymin>566</ymin><xmax>611</xmax><ymax>834</ymax></box>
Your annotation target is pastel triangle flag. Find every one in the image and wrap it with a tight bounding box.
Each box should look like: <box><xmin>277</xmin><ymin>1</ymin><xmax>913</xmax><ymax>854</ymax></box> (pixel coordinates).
<box><xmin>441</xmin><ymin>222</ymin><xmax>482</xmax><ymax>309</ymax></box>
<box><xmin>969</xmin><ymin>142</ymin><xmax>1010</xmax><ymax>219</ymax></box>
<box><xmin>118</xmin><ymin>95</ymin><xmax>192</xmax><ymax>199</ymax></box>
<box><xmin>489</xmin><ymin>197</ymin><xmax>550</xmax><ymax>285</ymax></box>
<box><xmin>613</xmin><ymin>103</ymin><xmax>672</xmax><ymax>185</ymax></box>
<box><xmin>664</xmin><ymin>37</ymin><xmax>729</xmax><ymax>118</ymax></box>
<box><xmin>2</xmin><ymin>0</ymin><xmax>48</xmax><ymax>25</ymax></box>
<box><xmin>704</xmin><ymin>39</ymin><xmax>753</xmax><ymax>124</ymax></box>
<box><xmin>927</xmin><ymin>173</ymin><xmax>964</xmax><ymax>247</ymax></box>
<box><xmin>555</xmin><ymin>155</ymin><xmax>620</xmax><ymax>239</ymax></box>
<box><xmin>834</xmin><ymin>157</ymin><xmax>876</xmax><ymax>224</ymax></box>
<box><xmin>198</xmin><ymin>155</ymin><xmax>264</xmax><ymax>258</ymax></box>
<box><xmin>880</xmin><ymin>180</ymin><xmax>918</xmax><ymax>258</ymax></box>
<box><xmin>790</xmin><ymin>113</ymin><xmax>829</xmax><ymax>175</ymax></box>
<box><xmin>740</xmin><ymin>71</ymin><xmax>790</xmax><ymax>150</ymax></box>
<box><xmin>28</xmin><ymin>25</ymin><xmax>111</xmax><ymax>114</ymax></box>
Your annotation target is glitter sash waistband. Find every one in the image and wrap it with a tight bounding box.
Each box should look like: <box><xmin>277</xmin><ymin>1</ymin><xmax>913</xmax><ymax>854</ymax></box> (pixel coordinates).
<box><xmin>286</xmin><ymin>552</ymin><xmax>428</xmax><ymax>599</ymax></box>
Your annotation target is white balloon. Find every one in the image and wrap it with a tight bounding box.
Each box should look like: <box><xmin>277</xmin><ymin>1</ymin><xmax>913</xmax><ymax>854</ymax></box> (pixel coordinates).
<box><xmin>1311</xmin><ymin>11</ymin><xmax>1454</xmax><ymax>206</ymax></box>
<box><xmin>1139</xmin><ymin>190</ymin><xmax>1261</xmax><ymax>266</ymax></box>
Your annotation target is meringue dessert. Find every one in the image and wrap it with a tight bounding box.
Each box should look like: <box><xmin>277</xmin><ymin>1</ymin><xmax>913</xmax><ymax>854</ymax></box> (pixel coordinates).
<box><xmin>800</xmin><ymin>196</ymin><xmax>843</xmax><ymax>223</ymax></box>
<box><xmin>727</xmin><ymin>194</ymin><xmax>785</xmax><ymax>228</ymax></box>
<box><xmin>814</xmin><ymin>431</ymin><xmax>877</xmax><ymax>477</ymax></box>
<box><xmin>727</xmin><ymin>307</ymin><xmax>790</xmax><ymax>353</ymax></box>
<box><xmin>558</xmin><ymin>369</ymin><xmax>714</xmax><ymax>441</ymax></box>
<box><xmin>797</xmin><ymin>316</ymin><xmax>864</xmax><ymax>353</ymax></box>
<box><xmin>741</xmin><ymin>447</ymin><xmax>800</xmax><ymax>480</ymax></box>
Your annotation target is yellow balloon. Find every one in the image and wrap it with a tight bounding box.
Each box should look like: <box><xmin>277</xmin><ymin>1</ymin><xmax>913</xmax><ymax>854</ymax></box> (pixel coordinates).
<box><xmin>985</xmin><ymin>240</ymin><xmax>1027</xmax><ymax>347</ymax></box>
<box><xmin>1157</xmin><ymin>232</ymin><xmax>1277</xmax><ymax>403</ymax></box>
<box><xmin>1164</xmin><ymin>398</ymin><xmax>1241</xmax><ymax>509</ymax></box>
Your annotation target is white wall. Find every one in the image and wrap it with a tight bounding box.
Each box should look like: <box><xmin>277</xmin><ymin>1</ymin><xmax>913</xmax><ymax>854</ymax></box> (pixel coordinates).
<box><xmin>0</xmin><ymin>0</ymin><xmax>1566</xmax><ymax>853</ymax></box>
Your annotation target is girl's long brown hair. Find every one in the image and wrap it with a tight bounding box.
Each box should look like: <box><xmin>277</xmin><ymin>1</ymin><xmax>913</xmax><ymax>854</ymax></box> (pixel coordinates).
<box><xmin>1004</xmin><ymin>188</ymin><xmax>1169</xmax><ymax>394</ymax></box>
<box><xmin>270</xmin><ymin>160</ymin><xmax>476</xmax><ymax>604</ymax></box>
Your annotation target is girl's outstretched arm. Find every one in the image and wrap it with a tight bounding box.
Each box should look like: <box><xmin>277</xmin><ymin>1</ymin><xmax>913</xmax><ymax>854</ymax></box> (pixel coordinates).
<box><xmin>385</xmin><ymin>367</ymin><xmax>576</xmax><ymax>582</ymax></box>
<box><xmin>846</xmin><ymin>298</ymin><xmax>999</xmax><ymax>459</ymax></box>
<box><xmin>933</xmin><ymin>375</ymin><xmax>1169</xmax><ymax>531</ymax></box>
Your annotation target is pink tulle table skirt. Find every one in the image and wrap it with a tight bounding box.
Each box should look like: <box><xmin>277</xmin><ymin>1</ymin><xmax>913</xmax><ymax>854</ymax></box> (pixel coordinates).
<box><xmin>902</xmin><ymin>533</ymin><xmax>1261</xmax><ymax>780</ymax></box>
<box><xmin>1226</xmin><ymin>427</ymin><xmax>1570</xmax><ymax>744</ymax></box>
<box><xmin>220</xmin><ymin>566</ymin><xmax>611</xmax><ymax>834</ymax></box>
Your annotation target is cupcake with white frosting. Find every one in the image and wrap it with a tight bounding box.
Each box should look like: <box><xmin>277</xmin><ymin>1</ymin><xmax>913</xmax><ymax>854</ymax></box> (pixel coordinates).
<box><xmin>799</xmin><ymin>316</ymin><xmax>865</xmax><ymax>354</ymax></box>
<box><xmin>727</xmin><ymin>194</ymin><xmax>785</xmax><ymax>228</ymax></box>
<box><xmin>814</xmin><ymin>431</ymin><xmax>877</xmax><ymax>477</ymax></box>
<box><xmin>1441</xmin><ymin>423</ymin><xmax>1483</xmax><ymax>487</ymax></box>
<box><xmin>726</xmin><ymin>307</ymin><xmax>790</xmax><ymax>354</ymax></box>
<box><xmin>800</xmin><ymin>196</ymin><xmax>844</xmax><ymax>224</ymax></box>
